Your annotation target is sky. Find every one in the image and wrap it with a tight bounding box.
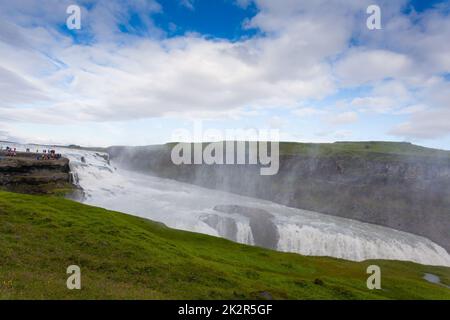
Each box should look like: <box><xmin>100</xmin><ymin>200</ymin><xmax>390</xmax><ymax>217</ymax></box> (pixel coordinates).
<box><xmin>0</xmin><ymin>0</ymin><xmax>450</xmax><ymax>149</ymax></box>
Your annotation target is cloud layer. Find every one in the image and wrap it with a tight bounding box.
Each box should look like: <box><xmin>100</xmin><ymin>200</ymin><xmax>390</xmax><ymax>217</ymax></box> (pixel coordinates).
<box><xmin>0</xmin><ymin>0</ymin><xmax>449</xmax><ymax>145</ymax></box>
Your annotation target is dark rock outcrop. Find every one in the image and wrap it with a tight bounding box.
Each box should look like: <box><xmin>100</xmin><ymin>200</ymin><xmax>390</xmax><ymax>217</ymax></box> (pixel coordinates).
<box><xmin>200</xmin><ymin>214</ymin><xmax>238</xmax><ymax>241</ymax></box>
<box><xmin>214</xmin><ymin>205</ymin><xmax>279</xmax><ymax>250</ymax></box>
<box><xmin>0</xmin><ymin>152</ymin><xmax>71</xmax><ymax>193</ymax></box>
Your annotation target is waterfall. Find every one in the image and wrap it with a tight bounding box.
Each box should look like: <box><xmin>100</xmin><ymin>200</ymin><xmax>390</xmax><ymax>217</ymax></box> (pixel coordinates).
<box><xmin>5</xmin><ymin>142</ymin><xmax>450</xmax><ymax>266</ymax></box>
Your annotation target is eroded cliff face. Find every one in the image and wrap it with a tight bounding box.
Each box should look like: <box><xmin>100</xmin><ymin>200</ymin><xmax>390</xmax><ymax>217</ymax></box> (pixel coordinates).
<box><xmin>108</xmin><ymin>145</ymin><xmax>450</xmax><ymax>252</ymax></box>
<box><xmin>0</xmin><ymin>152</ymin><xmax>71</xmax><ymax>194</ymax></box>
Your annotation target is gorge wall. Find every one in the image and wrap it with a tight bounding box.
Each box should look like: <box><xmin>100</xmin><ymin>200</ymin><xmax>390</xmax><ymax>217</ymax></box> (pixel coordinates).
<box><xmin>107</xmin><ymin>143</ymin><xmax>450</xmax><ymax>252</ymax></box>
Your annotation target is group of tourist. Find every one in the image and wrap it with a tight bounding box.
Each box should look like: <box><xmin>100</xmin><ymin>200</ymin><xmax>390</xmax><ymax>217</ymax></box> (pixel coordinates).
<box><xmin>38</xmin><ymin>149</ymin><xmax>62</xmax><ymax>160</ymax></box>
<box><xmin>0</xmin><ymin>146</ymin><xmax>62</xmax><ymax>160</ymax></box>
<box><xmin>3</xmin><ymin>146</ymin><xmax>17</xmax><ymax>157</ymax></box>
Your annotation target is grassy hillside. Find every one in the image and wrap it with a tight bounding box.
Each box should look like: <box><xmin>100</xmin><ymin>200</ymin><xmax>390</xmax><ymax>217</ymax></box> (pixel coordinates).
<box><xmin>161</xmin><ymin>141</ymin><xmax>450</xmax><ymax>160</ymax></box>
<box><xmin>166</xmin><ymin>140</ymin><xmax>450</xmax><ymax>155</ymax></box>
<box><xmin>278</xmin><ymin>141</ymin><xmax>450</xmax><ymax>159</ymax></box>
<box><xmin>0</xmin><ymin>191</ymin><xmax>449</xmax><ymax>300</ymax></box>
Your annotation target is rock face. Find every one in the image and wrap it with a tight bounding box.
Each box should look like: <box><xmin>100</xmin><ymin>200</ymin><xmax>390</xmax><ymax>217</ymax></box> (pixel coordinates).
<box><xmin>214</xmin><ymin>205</ymin><xmax>280</xmax><ymax>250</ymax></box>
<box><xmin>108</xmin><ymin>144</ymin><xmax>450</xmax><ymax>252</ymax></box>
<box><xmin>0</xmin><ymin>152</ymin><xmax>71</xmax><ymax>193</ymax></box>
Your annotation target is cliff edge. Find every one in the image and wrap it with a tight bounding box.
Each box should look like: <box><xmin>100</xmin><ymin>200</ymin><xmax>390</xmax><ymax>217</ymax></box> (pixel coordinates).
<box><xmin>0</xmin><ymin>151</ymin><xmax>72</xmax><ymax>194</ymax></box>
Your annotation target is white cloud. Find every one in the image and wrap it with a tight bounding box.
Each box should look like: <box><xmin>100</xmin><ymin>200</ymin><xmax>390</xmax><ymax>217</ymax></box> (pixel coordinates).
<box><xmin>180</xmin><ymin>0</ymin><xmax>195</xmax><ymax>11</ymax></box>
<box><xmin>333</xmin><ymin>130</ymin><xmax>353</xmax><ymax>139</ymax></box>
<box><xmin>389</xmin><ymin>79</ymin><xmax>450</xmax><ymax>139</ymax></box>
<box><xmin>335</xmin><ymin>49</ymin><xmax>413</xmax><ymax>86</ymax></box>
<box><xmin>390</xmin><ymin>108</ymin><xmax>450</xmax><ymax>139</ymax></box>
<box><xmin>266</xmin><ymin>116</ymin><xmax>285</xmax><ymax>129</ymax></box>
<box><xmin>362</xmin><ymin>4</ymin><xmax>450</xmax><ymax>76</ymax></box>
<box><xmin>393</xmin><ymin>104</ymin><xmax>427</xmax><ymax>115</ymax></box>
<box><xmin>0</xmin><ymin>0</ymin><xmax>450</xmax><ymax>146</ymax></box>
<box><xmin>328</xmin><ymin>111</ymin><xmax>358</xmax><ymax>125</ymax></box>
<box><xmin>351</xmin><ymin>96</ymin><xmax>396</xmax><ymax>113</ymax></box>
<box><xmin>0</xmin><ymin>6</ymin><xmax>344</xmax><ymax>124</ymax></box>
<box><xmin>293</xmin><ymin>107</ymin><xmax>327</xmax><ymax>118</ymax></box>
<box><xmin>346</xmin><ymin>80</ymin><xmax>427</xmax><ymax>115</ymax></box>
<box><xmin>235</xmin><ymin>0</ymin><xmax>252</xmax><ymax>9</ymax></box>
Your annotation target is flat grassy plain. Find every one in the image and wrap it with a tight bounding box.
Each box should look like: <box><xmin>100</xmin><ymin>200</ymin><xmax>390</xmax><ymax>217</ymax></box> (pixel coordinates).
<box><xmin>0</xmin><ymin>191</ymin><xmax>449</xmax><ymax>299</ymax></box>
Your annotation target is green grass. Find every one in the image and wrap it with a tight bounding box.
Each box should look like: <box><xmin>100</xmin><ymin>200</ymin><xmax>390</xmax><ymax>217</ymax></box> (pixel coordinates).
<box><xmin>277</xmin><ymin>141</ymin><xmax>450</xmax><ymax>159</ymax></box>
<box><xmin>0</xmin><ymin>190</ymin><xmax>449</xmax><ymax>300</ymax></box>
<box><xmin>164</xmin><ymin>141</ymin><xmax>450</xmax><ymax>160</ymax></box>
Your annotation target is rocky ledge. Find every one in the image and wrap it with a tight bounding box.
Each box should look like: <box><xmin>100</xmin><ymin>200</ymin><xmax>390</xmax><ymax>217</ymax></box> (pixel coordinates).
<box><xmin>0</xmin><ymin>151</ymin><xmax>72</xmax><ymax>194</ymax></box>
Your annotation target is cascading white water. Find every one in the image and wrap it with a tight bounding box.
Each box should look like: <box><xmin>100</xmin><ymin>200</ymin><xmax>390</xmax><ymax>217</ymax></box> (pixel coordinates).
<box><xmin>4</xmin><ymin>142</ymin><xmax>450</xmax><ymax>266</ymax></box>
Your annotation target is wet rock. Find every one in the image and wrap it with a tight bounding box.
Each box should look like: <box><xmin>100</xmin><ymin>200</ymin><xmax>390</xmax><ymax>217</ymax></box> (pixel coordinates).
<box><xmin>200</xmin><ymin>214</ymin><xmax>238</xmax><ymax>241</ymax></box>
<box><xmin>214</xmin><ymin>205</ymin><xmax>280</xmax><ymax>250</ymax></box>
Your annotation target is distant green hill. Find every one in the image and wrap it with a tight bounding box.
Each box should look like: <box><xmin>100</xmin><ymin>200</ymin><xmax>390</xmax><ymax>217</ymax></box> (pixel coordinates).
<box><xmin>278</xmin><ymin>141</ymin><xmax>450</xmax><ymax>158</ymax></box>
<box><xmin>161</xmin><ymin>141</ymin><xmax>450</xmax><ymax>158</ymax></box>
<box><xmin>0</xmin><ymin>191</ymin><xmax>449</xmax><ymax>299</ymax></box>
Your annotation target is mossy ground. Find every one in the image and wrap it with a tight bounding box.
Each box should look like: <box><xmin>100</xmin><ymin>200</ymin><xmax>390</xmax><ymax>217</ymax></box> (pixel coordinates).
<box><xmin>0</xmin><ymin>191</ymin><xmax>449</xmax><ymax>300</ymax></box>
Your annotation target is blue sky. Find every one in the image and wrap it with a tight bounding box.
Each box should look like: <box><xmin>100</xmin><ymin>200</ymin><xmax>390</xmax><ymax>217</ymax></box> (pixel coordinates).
<box><xmin>0</xmin><ymin>0</ymin><xmax>450</xmax><ymax>149</ymax></box>
<box><xmin>153</xmin><ymin>0</ymin><xmax>259</xmax><ymax>39</ymax></box>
